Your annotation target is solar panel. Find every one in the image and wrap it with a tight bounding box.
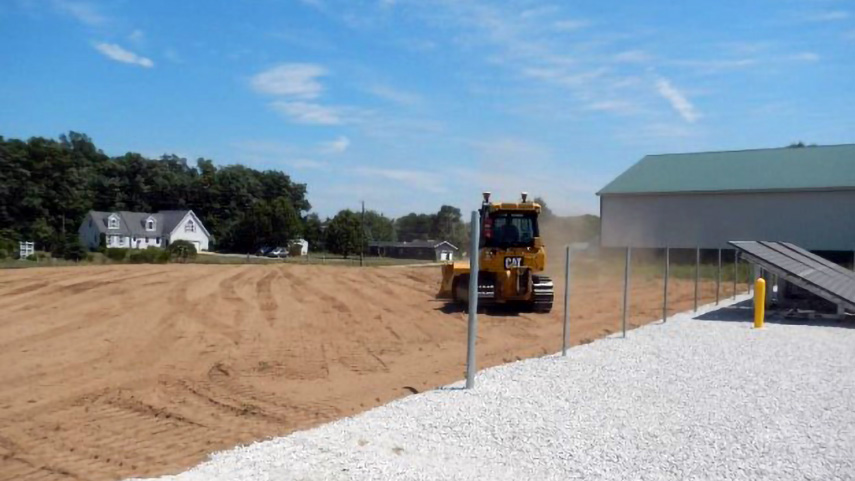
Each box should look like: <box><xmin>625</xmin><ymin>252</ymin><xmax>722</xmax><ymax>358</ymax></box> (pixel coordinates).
<box><xmin>729</xmin><ymin>241</ymin><xmax>855</xmax><ymax>311</ymax></box>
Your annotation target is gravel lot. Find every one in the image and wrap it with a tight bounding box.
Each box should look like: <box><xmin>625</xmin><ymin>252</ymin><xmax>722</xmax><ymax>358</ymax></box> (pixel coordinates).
<box><xmin>134</xmin><ymin>295</ymin><xmax>855</xmax><ymax>481</ymax></box>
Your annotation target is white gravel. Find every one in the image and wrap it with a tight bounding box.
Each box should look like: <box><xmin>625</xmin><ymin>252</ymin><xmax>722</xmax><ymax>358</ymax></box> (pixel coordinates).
<box><xmin>132</xmin><ymin>295</ymin><xmax>855</xmax><ymax>481</ymax></box>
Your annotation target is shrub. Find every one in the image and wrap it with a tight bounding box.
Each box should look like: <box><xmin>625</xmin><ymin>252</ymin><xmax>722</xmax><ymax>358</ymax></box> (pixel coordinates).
<box><xmin>129</xmin><ymin>247</ymin><xmax>169</xmax><ymax>264</ymax></box>
<box><xmin>87</xmin><ymin>252</ymin><xmax>108</xmax><ymax>264</ymax></box>
<box><xmin>105</xmin><ymin>248</ymin><xmax>129</xmax><ymax>261</ymax></box>
<box><xmin>156</xmin><ymin>249</ymin><xmax>171</xmax><ymax>263</ymax></box>
<box><xmin>167</xmin><ymin>240</ymin><xmax>197</xmax><ymax>262</ymax></box>
<box><xmin>0</xmin><ymin>236</ymin><xmax>15</xmax><ymax>255</ymax></box>
<box><xmin>63</xmin><ymin>240</ymin><xmax>88</xmax><ymax>261</ymax></box>
<box><xmin>0</xmin><ymin>249</ymin><xmax>7</xmax><ymax>260</ymax></box>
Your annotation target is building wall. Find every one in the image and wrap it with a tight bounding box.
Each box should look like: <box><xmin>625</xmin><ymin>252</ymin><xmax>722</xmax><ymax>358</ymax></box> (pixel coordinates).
<box><xmin>290</xmin><ymin>239</ymin><xmax>309</xmax><ymax>256</ymax></box>
<box><xmin>167</xmin><ymin>213</ymin><xmax>210</xmax><ymax>251</ymax></box>
<box><xmin>600</xmin><ymin>190</ymin><xmax>855</xmax><ymax>250</ymax></box>
<box><xmin>78</xmin><ymin>215</ymin><xmax>101</xmax><ymax>249</ymax></box>
<box><xmin>437</xmin><ymin>249</ymin><xmax>454</xmax><ymax>261</ymax></box>
<box><xmin>129</xmin><ymin>236</ymin><xmax>163</xmax><ymax>249</ymax></box>
<box><xmin>105</xmin><ymin>234</ymin><xmax>130</xmax><ymax>248</ymax></box>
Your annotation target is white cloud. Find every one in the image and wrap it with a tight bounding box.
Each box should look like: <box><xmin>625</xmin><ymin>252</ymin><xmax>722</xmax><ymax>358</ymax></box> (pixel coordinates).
<box><xmin>670</xmin><ymin>58</ymin><xmax>756</xmax><ymax>73</ymax></box>
<box><xmin>93</xmin><ymin>43</ymin><xmax>154</xmax><ymax>68</ymax></box>
<box><xmin>251</xmin><ymin>64</ymin><xmax>327</xmax><ymax>98</ymax></box>
<box><xmin>354</xmin><ymin>167</ymin><xmax>446</xmax><ymax>193</ymax></box>
<box><xmin>552</xmin><ymin>19</ymin><xmax>588</xmax><ymax>31</ymax></box>
<box><xmin>320</xmin><ymin>136</ymin><xmax>350</xmax><ymax>154</ymax></box>
<box><xmin>789</xmin><ymin>52</ymin><xmax>820</xmax><ymax>62</ymax></box>
<box><xmin>271</xmin><ymin>101</ymin><xmax>343</xmax><ymax>125</ymax></box>
<box><xmin>290</xmin><ymin>159</ymin><xmax>329</xmax><ymax>170</ymax></box>
<box><xmin>367</xmin><ymin>85</ymin><xmax>422</xmax><ymax>106</ymax></box>
<box><xmin>614</xmin><ymin>50</ymin><xmax>652</xmax><ymax>63</ymax></box>
<box><xmin>164</xmin><ymin>48</ymin><xmax>182</xmax><ymax>64</ymax></box>
<box><xmin>655</xmin><ymin>78</ymin><xmax>699</xmax><ymax>123</ymax></box>
<box><xmin>520</xmin><ymin>6</ymin><xmax>560</xmax><ymax>19</ymax></box>
<box><xmin>805</xmin><ymin>11</ymin><xmax>849</xmax><ymax>22</ymax></box>
<box><xmin>587</xmin><ymin>100</ymin><xmax>639</xmax><ymax>115</ymax></box>
<box><xmin>522</xmin><ymin>67</ymin><xmax>606</xmax><ymax>87</ymax></box>
<box><xmin>53</xmin><ymin>0</ymin><xmax>106</xmax><ymax>26</ymax></box>
<box><xmin>128</xmin><ymin>29</ymin><xmax>145</xmax><ymax>45</ymax></box>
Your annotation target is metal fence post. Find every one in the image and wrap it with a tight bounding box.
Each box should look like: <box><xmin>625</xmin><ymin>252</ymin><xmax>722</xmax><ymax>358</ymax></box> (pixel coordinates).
<box><xmin>694</xmin><ymin>247</ymin><xmax>700</xmax><ymax>312</ymax></box>
<box><xmin>716</xmin><ymin>248</ymin><xmax>721</xmax><ymax>305</ymax></box>
<box><xmin>465</xmin><ymin>211</ymin><xmax>481</xmax><ymax>389</ymax></box>
<box><xmin>562</xmin><ymin>245</ymin><xmax>571</xmax><ymax>356</ymax></box>
<box><xmin>733</xmin><ymin>251</ymin><xmax>738</xmax><ymax>299</ymax></box>
<box><xmin>747</xmin><ymin>260</ymin><xmax>753</xmax><ymax>294</ymax></box>
<box><xmin>621</xmin><ymin>246</ymin><xmax>631</xmax><ymax>338</ymax></box>
<box><xmin>663</xmin><ymin>247</ymin><xmax>670</xmax><ymax>322</ymax></box>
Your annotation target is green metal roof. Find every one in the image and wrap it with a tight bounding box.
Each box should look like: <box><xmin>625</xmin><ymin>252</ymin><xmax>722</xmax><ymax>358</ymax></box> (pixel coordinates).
<box><xmin>597</xmin><ymin>144</ymin><xmax>855</xmax><ymax>195</ymax></box>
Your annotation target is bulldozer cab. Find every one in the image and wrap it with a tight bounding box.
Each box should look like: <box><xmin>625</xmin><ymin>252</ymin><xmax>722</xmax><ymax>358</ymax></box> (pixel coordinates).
<box><xmin>482</xmin><ymin>210</ymin><xmax>539</xmax><ymax>249</ymax></box>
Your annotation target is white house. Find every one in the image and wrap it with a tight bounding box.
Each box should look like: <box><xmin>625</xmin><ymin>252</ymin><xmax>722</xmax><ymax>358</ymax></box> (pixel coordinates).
<box><xmin>79</xmin><ymin>210</ymin><xmax>212</xmax><ymax>252</ymax></box>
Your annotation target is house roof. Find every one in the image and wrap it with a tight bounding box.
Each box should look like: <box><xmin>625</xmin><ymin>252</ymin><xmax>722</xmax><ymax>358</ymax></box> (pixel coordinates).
<box><xmin>597</xmin><ymin>144</ymin><xmax>855</xmax><ymax>196</ymax></box>
<box><xmin>369</xmin><ymin>240</ymin><xmax>459</xmax><ymax>250</ymax></box>
<box><xmin>87</xmin><ymin>209</ymin><xmax>204</xmax><ymax>237</ymax></box>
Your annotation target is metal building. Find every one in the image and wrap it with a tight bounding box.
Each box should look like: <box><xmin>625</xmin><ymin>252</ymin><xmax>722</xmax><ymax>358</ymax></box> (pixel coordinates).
<box><xmin>597</xmin><ymin>144</ymin><xmax>855</xmax><ymax>251</ymax></box>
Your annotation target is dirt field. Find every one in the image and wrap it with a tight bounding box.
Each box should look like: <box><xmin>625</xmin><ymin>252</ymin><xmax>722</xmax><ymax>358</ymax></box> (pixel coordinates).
<box><xmin>0</xmin><ymin>263</ymin><xmax>738</xmax><ymax>481</ymax></box>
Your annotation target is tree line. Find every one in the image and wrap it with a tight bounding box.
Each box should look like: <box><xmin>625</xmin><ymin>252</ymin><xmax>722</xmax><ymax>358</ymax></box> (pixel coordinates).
<box><xmin>0</xmin><ymin>132</ymin><xmax>308</xmax><ymax>258</ymax></box>
<box><xmin>305</xmin><ymin>205</ymin><xmax>469</xmax><ymax>258</ymax></box>
<box><xmin>0</xmin><ymin>132</ymin><xmax>470</xmax><ymax>259</ymax></box>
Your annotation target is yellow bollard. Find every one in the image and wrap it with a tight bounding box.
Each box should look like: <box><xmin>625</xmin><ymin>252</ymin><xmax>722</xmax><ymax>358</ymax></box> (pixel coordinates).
<box><xmin>754</xmin><ymin>278</ymin><xmax>766</xmax><ymax>328</ymax></box>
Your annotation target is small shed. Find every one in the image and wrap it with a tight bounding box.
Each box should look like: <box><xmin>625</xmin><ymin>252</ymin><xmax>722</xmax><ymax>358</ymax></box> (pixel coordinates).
<box><xmin>369</xmin><ymin>240</ymin><xmax>459</xmax><ymax>262</ymax></box>
<box><xmin>597</xmin><ymin>144</ymin><xmax>855</xmax><ymax>252</ymax></box>
<box><xmin>289</xmin><ymin>239</ymin><xmax>309</xmax><ymax>256</ymax></box>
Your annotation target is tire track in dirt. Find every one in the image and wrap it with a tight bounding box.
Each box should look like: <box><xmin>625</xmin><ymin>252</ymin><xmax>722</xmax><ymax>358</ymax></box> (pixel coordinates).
<box><xmin>0</xmin><ymin>263</ymin><xmax>743</xmax><ymax>481</ymax></box>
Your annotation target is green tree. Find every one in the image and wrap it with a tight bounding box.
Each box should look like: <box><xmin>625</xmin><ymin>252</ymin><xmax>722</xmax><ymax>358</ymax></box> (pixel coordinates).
<box><xmin>326</xmin><ymin>210</ymin><xmax>362</xmax><ymax>257</ymax></box>
<box><xmin>63</xmin><ymin>237</ymin><xmax>88</xmax><ymax>261</ymax></box>
<box><xmin>231</xmin><ymin>201</ymin><xmax>273</xmax><ymax>253</ymax></box>
<box><xmin>364</xmin><ymin>210</ymin><xmax>394</xmax><ymax>244</ymax></box>
<box><xmin>302</xmin><ymin>213</ymin><xmax>325</xmax><ymax>252</ymax></box>
<box><xmin>268</xmin><ymin>197</ymin><xmax>302</xmax><ymax>247</ymax></box>
<box><xmin>432</xmin><ymin>205</ymin><xmax>466</xmax><ymax>247</ymax></box>
<box><xmin>394</xmin><ymin>213</ymin><xmax>433</xmax><ymax>241</ymax></box>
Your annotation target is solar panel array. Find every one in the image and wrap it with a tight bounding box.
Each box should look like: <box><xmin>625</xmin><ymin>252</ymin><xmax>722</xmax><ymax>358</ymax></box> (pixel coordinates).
<box><xmin>729</xmin><ymin>241</ymin><xmax>855</xmax><ymax>310</ymax></box>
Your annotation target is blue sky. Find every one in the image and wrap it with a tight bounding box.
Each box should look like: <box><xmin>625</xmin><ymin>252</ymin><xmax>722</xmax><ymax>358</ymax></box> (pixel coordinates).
<box><xmin>1</xmin><ymin>0</ymin><xmax>853</xmax><ymax>218</ymax></box>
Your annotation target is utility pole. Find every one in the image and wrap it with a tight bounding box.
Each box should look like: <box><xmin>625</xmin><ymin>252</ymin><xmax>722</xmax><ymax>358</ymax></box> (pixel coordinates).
<box><xmin>360</xmin><ymin>201</ymin><xmax>365</xmax><ymax>267</ymax></box>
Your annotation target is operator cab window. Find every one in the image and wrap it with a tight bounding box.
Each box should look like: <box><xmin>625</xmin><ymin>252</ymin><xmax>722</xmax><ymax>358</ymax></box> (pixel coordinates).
<box><xmin>483</xmin><ymin>212</ymin><xmax>538</xmax><ymax>248</ymax></box>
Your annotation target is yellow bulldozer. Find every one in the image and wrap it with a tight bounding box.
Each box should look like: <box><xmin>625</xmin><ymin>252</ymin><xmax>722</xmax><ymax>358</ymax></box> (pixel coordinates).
<box><xmin>438</xmin><ymin>192</ymin><xmax>553</xmax><ymax>313</ymax></box>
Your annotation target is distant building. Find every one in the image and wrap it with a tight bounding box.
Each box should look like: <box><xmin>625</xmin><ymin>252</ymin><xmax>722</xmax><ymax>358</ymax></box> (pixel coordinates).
<box><xmin>597</xmin><ymin>144</ymin><xmax>855</xmax><ymax>252</ymax></box>
<box><xmin>368</xmin><ymin>240</ymin><xmax>459</xmax><ymax>261</ymax></box>
<box><xmin>79</xmin><ymin>210</ymin><xmax>212</xmax><ymax>252</ymax></box>
<box><xmin>290</xmin><ymin>238</ymin><xmax>309</xmax><ymax>256</ymax></box>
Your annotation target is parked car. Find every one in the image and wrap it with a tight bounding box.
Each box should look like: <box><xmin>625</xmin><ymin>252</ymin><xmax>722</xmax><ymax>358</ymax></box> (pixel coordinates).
<box><xmin>256</xmin><ymin>246</ymin><xmax>273</xmax><ymax>256</ymax></box>
<box><xmin>266</xmin><ymin>247</ymin><xmax>289</xmax><ymax>258</ymax></box>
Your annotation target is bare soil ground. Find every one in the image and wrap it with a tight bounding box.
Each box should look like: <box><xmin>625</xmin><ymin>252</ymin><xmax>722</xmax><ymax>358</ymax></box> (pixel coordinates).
<box><xmin>0</xmin><ymin>263</ymin><xmax>740</xmax><ymax>481</ymax></box>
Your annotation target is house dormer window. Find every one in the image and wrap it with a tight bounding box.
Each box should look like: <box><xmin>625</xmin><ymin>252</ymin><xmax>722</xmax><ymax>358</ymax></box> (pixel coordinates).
<box><xmin>185</xmin><ymin>219</ymin><xmax>196</xmax><ymax>233</ymax></box>
<box><xmin>108</xmin><ymin>214</ymin><xmax>120</xmax><ymax>230</ymax></box>
<box><xmin>146</xmin><ymin>216</ymin><xmax>156</xmax><ymax>231</ymax></box>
